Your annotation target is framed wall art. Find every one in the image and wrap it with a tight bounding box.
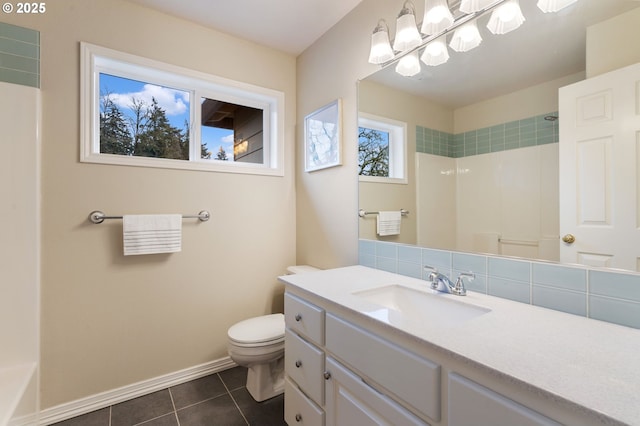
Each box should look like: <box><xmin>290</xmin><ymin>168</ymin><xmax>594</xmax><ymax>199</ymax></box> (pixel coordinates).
<box><xmin>304</xmin><ymin>99</ymin><xmax>342</xmax><ymax>172</ymax></box>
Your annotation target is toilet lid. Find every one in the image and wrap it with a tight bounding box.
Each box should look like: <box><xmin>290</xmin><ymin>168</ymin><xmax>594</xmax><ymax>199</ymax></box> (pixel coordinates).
<box><xmin>228</xmin><ymin>313</ymin><xmax>285</xmax><ymax>344</ymax></box>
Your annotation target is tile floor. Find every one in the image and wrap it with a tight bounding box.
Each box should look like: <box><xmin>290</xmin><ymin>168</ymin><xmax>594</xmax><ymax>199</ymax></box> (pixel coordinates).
<box><xmin>51</xmin><ymin>366</ymin><xmax>286</xmax><ymax>426</ymax></box>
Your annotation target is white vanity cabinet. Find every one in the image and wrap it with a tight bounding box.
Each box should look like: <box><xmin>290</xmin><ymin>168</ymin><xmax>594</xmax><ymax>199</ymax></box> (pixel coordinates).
<box><xmin>284</xmin><ymin>293</ymin><xmax>326</xmax><ymax>425</ymax></box>
<box><xmin>325</xmin><ymin>313</ymin><xmax>440</xmax><ymax>423</ymax></box>
<box><xmin>448</xmin><ymin>374</ymin><xmax>560</xmax><ymax>426</ymax></box>
<box><xmin>281</xmin><ymin>266</ymin><xmax>640</xmax><ymax>425</ymax></box>
<box><xmin>324</xmin><ymin>357</ymin><xmax>426</xmax><ymax>426</ymax></box>
<box><xmin>284</xmin><ymin>292</ymin><xmax>433</xmax><ymax>425</ymax></box>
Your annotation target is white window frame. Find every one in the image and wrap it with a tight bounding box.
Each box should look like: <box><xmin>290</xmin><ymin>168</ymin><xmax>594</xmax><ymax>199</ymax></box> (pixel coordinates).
<box><xmin>80</xmin><ymin>42</ymin><xmax>285</xmax><ymax>176</ymax></box>
<box><xmin>358</xmin><ymin>112</ymin><xmax>407</xmax><ymax>184</ymax></box>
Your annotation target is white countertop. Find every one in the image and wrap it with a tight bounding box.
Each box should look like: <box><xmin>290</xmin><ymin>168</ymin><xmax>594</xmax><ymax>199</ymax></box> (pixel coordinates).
<box><xmin>279</xmin><ymin>265</ymin><xmax>640</xmax><ymax>426</ymax></box>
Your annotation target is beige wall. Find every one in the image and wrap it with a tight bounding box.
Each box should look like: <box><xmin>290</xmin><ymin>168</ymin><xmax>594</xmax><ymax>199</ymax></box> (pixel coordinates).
<box><xmin>4</xmin><ymin>0</ymin><xmax>296</xmax><ymax>409</ymax></box>
<box><xmin>295</xmin><ymin>0</ymin><xmax>404</xmax><ymax>269</ymax></box>
<box><xmin>587</xmin><ymin>7</ymin><xmax>640</xmax><ymax>78</ymax></box>
<box><xmin>454</xmin><ymin>72</ymin><xmax>584</xmax><ymax>133</ymax></box>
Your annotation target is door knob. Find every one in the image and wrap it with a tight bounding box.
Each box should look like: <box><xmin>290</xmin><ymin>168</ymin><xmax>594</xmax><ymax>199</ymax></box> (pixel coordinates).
<box><xmin>562</xmin><ymin>234</ymin><xmax>575</xmax><ymax>244</ymax></box>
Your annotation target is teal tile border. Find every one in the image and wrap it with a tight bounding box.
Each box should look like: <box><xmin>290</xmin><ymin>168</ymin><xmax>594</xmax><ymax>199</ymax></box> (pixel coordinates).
<box><xmin>359</xmin><ymin>239</ymin><xmax>640</xmax><ymax>330</ymax></box>
<box><xmin>0</xmin><ymin>22</ymin><xmax>40</xmax><ymax>88</ymax></box>
<box><xmin>416</xmin><ymin>112</ymin><xmax>559</xmax><ymax>158</ymax></box>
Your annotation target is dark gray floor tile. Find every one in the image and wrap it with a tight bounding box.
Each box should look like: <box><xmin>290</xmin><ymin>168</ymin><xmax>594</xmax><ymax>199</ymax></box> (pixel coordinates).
<box><xmin>51</xmin><ymin>407</ymin><xmax>110</xmax><ymax>426</ymax></box>
<box><xmin>111</xmin><ymin>390</ymin><xmax>174</xmax><ymax>426</ymax></box>
<box><xmin>232</xmin><ymin>388</ymin><xmax>286</xmax><ymax>426</ymax></box>
<box><xmin>218</xmin><ymin>366</ymin><xmax>248</xmax><ymax>391</ymax></box>
<box><xmin>177</xmin><ymin>394</ymin><xmax>247</xmax><ymax>426</ymax></box>
<box><xmin>170</xmin><ymin>374</ymin><xmax>227</xmax><ymax>409</ymax></box>
<box><xmin>137</xmin><ymin>413</ymin><xmax>179</xmax><ymax>426</ymax></box>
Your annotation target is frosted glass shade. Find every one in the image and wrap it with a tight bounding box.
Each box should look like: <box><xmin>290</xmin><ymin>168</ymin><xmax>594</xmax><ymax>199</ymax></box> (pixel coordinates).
<box><xmin>420</xmin><ymin>37</ymin><xmax>449</xmax><ymax>66</ymax></box>
<box><xmin>393</xmin><ymin>5</ymin><xmax>422</xmax><ymax>52</ymax></box>
<box><xmin>537</xmin><ymin>0</ymin><xmax>578</xmax><ymax>13</ymax></box>
<box><xmin>421</xmin><ymin>0</ymin><xmax>454</xmax><ymax>35</ymax></box>
<box><xmin>395</xmin><ymin>51</ymin><xmax>421</xmax><ymax>76</ymax></box>
<box><xmin>368</xmin><ymin>21</ymin><xmax>394</xmax><ymax>64</ymax></box>
<box><xmin>459</xmin><ymin>0</ymin><xmax>495</xmax><ymax>14</ymax></box>
<box><xmin>449</xmin><ymin>20</ymin><xmax>482</xmax><ymax>52</ymax></box>
<box><xmin>487</xmin><ymin>0</ymin><xmax>525</xmax><ymax>35</ymax></box>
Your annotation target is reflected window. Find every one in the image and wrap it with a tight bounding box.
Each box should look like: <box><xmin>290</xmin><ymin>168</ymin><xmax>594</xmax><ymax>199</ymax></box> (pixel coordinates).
<box><xmin>358</xmin><ymin>113</ymin><xmax>407</xmax><ymax>184</ymax></box>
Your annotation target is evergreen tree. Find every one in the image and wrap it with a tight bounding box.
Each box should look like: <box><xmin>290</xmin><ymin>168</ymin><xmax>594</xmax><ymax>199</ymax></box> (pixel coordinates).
<box><xmin>216</xmin><ymin>146</ymin><xmax>229</xmax><ymax>161</ymax></box>
<box><xmin>136</xmin><ymin>98</ymin><xmax>186</xmax><ymax>159</ymax></box>
<box><xmin>100</xmin><ymin>94</ymin><xmax>133</xmax><ymax>155</ymax></box>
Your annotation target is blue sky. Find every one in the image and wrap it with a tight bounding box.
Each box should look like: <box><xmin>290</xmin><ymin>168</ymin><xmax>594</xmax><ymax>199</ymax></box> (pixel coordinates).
<box><xmin>100</xmin><ymin>73</ymin><xmax>234</xmax><ymax>159</ymax></box>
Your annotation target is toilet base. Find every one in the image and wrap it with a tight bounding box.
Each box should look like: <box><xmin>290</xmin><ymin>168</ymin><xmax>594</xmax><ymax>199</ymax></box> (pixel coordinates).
<box><xmin>245</xmin><ymin>357</ymin><xmax>285</xmax><ymax>402</ymax></box>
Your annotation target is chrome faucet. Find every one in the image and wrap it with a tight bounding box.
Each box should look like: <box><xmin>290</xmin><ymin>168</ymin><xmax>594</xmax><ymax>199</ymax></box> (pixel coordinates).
<box><xmin>424</xmin><ymin>266</ymin><xmax>474</xmax><ymax>296</ymax></box>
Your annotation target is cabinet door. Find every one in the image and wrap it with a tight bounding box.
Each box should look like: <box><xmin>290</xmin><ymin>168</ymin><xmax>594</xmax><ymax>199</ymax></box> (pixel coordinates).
<box><xmin>285</xmin><ymin>329</ymin><xmax>325</xmax><ymax>405</ymax></box>
<box><xmin>285</xmin><ymin>293</ymin><xmax>325</xmax><ymax>345</ymax></box>
<box><xmin>285</xmin><ymin>378</ymin><xmax>324</xmax><ymax>426</ymax></box>
<box><xmin>326</xmin><ymin>313</ymin><xmax>440</xmax><ymax>421</ymax></box>
<box><xmin>325</xmin><ymin>357</ymin><xmax>427</xmax><ymax>426</ymax></box>
<box><xmin>448</xmin><ymin>373</ymin><xmax>560</xmax><ymax>426</ymax></box>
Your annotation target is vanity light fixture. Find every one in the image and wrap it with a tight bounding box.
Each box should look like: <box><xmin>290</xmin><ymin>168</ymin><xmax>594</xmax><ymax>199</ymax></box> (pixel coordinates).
<box><xmin>449</xmin><ymin>20</ymin><xmax>482</xmax><ymax>52</ymax></box>
<box><xmin>393</xmin><ymin>1</ymin><xmax>422</xmax><ymax>52</ymax></box>
<box><xmin>420</xmin><ymin>36</ymin><xmax>450</xmax><ymax>66</ymax></box>
<box><xmin>487</xmin><ymin>0</ymin><xmax>525</xmax><ymax>35</ymax></box>
<box><xmin>368</xmin><ymin>19</ymin><xmax>394</xmax><ymax>64</ymax></box>
<box><xmin>395</xmin><ymin>51</ymin><xmax>421</xmax><ymax>76</ymax></box>
<box><xmin>460</xmin><ymin>0</ymin><xmax>496</xmax><ymax>14</ymax></box>
<box><xmin>537</xmin><ymin>0</ymin><xmax>579</xmax><ymax>13</ymax></box>
<box><xmin>368</xmin><ymin>0</ymin><xmax>579</xmax><ymax>75</ymax></box>
<box><xmin>421</xmin><ymin>0</ymin><xmax>454</xmax><ymax>35</ymax></box>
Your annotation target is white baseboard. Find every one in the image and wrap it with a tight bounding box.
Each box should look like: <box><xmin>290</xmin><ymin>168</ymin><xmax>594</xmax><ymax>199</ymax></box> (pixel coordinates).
<box><xmin>38</xmin><ymin>357</ymin><xmax>236</xmax><ymax>426</ymax></box>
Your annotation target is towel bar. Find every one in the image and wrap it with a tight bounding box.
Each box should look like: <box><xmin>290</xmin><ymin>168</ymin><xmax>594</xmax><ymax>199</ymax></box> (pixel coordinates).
<box><xmin>358</xmin><ymin>209</ymin><xmax>409</xmax><ymax>218</ymax></box>
<box><xmin>89</xmin><ymin>210</ymin><xmax>210</xmax><ymax>224</ymax></box>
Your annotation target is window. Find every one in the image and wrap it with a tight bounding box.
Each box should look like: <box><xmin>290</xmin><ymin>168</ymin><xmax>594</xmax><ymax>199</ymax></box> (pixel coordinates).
<box><xmin>81</xmin><ymin>42</ymin><xmax>284</xmax><ymax>176</ymax></box>
<box><xmin>358</xmin><ymin>113</ymin><xmax>407</xmax><ymax>184</ymax></box>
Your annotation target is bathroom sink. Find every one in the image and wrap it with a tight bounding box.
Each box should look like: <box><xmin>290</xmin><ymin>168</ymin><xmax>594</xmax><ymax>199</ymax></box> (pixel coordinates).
<box><xmin>353</xmin><ymin>284</ymin><xmax>490</xmax><ymax>326</ymax></box>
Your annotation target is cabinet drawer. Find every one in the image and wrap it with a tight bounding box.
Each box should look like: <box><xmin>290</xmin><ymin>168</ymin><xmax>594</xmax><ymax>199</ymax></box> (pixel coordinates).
<box><xmin>325</xmin><ymin>357</ymin><xmax>427</xmax><ymax>426</ymax></box>
<box><xmin>285</xmin><ymin>377</ymin><xmax>324</xmax><ymax>426</ymax></box>
<box><xmin>326</xmin><ymin>313</ymin><xmax>441</xmax><ymax>422</ymax></box>
<box><xmin>285</xmin><ymin>328</ymin><xmax>325</xmax><ymax>405</ymax></box>
<box><xmin>285</xmin><ymin>292</ymin><xmax>325</xmax><ymax>345</ymax></box>
<box><xmin>448</xmin><ymin>373</ymin><xmax>560</xmax><ymax>426</ymax></box>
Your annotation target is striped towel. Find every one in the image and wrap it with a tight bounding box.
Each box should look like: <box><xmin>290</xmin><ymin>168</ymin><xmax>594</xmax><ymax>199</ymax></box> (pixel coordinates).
<box><xmin>377</xmin><ymin>211</ymin><xmax>401</xmax><ymax>236</ymax></box>
<box><xmin>123</xmin><ymin>214</ymin><xmax>182</xmax><ymax>256</ymax></box>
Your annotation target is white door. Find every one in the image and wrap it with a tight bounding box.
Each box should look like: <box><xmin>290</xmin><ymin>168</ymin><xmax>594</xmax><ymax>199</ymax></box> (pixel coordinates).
<box><xmin>559</xmin><ymin>62</ymin><xmax>640</xmax><ymax>271</ymax></box>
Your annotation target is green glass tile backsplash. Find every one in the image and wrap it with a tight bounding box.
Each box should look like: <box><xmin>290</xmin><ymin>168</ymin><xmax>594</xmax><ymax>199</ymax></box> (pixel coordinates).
<box><xmin>0</xmin><ymin>22</ymin><xmax>39</xmax><ymax>88</ymax></box>
<box><xmin>417</xmin><ymin>112</ymin><xmax>559</xmax><ymax>158</ymax></box>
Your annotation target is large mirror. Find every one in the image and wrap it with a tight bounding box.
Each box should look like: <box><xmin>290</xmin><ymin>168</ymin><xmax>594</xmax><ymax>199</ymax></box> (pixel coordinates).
<box><xmin>358</xmin><ymin>0</ymin><xmax>640</xmax><ymax>272</ymax></box>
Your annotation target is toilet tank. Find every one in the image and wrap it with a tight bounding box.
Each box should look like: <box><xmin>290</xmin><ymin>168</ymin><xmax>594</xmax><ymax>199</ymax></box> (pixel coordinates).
<box><xmin>286</xmin><ymin>265</ymin><xmax>320</xmax><ymax>275</ymax></box>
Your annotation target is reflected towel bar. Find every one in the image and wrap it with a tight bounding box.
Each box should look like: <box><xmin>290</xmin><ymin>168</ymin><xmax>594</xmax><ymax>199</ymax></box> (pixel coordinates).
<box><xmin>498</xmin><ymin>237</ymin><xmax>538</xmax><ymax>247</ymax></box>
<box><xmin>358</xmin><ymin>209</ymin><xmax>409</xmax><ymax>218</ymax></box>
<box><xmin>89</xmin><ymin>210</ymin><xmax>210</xmax><ymax>224</ymax></box>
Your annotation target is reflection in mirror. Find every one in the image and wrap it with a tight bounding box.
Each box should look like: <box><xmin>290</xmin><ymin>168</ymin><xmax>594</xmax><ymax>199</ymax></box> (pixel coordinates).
<box><xmin>358</xmin><ymin>0</ymin><xmax>640</xmax><ymax>272</ymax></box>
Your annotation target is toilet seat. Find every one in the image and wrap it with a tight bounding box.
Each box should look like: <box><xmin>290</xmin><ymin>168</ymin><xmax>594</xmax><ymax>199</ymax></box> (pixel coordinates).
<box><xmin>228</xmin><ymin>313</ymin><xmax>284</xmax><ymax>347</ymax></box>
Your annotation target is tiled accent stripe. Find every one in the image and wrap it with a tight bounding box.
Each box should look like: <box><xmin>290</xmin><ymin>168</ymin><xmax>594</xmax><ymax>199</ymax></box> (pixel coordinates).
<box><xmin>359</xmin><ymin>239</ymin><xmax>640</xmax><ymax>329</ymax></box>
<box><xmin>0</xmin><ymin>22</ymin><xmax>40</xmax><ymax>88</ymax></box>
<box><xmin>417</xmin><ymin>112</ymin><xmax>559</xmax><ymax>158</ymax></box>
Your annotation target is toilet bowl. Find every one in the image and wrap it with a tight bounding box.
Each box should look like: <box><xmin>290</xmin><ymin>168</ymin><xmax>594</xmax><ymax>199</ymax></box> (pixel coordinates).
<box><xmin>227</xmin><ymin>265</ymin><xmax>319</xmax><ymax>402</ymax></box>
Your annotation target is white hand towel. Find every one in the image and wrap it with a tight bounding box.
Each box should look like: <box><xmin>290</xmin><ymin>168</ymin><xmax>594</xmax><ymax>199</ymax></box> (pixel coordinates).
<box><xmin>123</xmin><ymin>214</ymin><xmax>182</xmax><ymax>256</ymax></box>
<box><xmin>377</xmin><ymin>211</ymin><xmax>402</xmax><ymax>236</ymax></box>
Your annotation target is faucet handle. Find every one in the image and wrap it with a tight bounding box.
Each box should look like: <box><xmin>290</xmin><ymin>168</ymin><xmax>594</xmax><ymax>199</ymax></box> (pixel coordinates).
<box><xmin>454</xmin><ymin>272</ymin><xmax>475</xmax><ymax>296</ymax></box>
<box><xmin>423</xmin><ymin>265</ymin><xmax>438</xmax><ymax>283</ymax></box>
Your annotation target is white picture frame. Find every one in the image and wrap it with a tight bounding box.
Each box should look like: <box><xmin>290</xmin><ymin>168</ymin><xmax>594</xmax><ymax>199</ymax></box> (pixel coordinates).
<box><xmin>304</xmin><ymin>99</ymin><xmax>342</xmax><ymax>172</ymax></box>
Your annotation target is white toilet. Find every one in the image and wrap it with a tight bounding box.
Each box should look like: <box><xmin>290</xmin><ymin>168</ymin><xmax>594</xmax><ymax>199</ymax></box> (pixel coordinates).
<box><xmin>227</xmin><ymin>265</ymin><xmax>319</xmax><ymax>402</ymax></box>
